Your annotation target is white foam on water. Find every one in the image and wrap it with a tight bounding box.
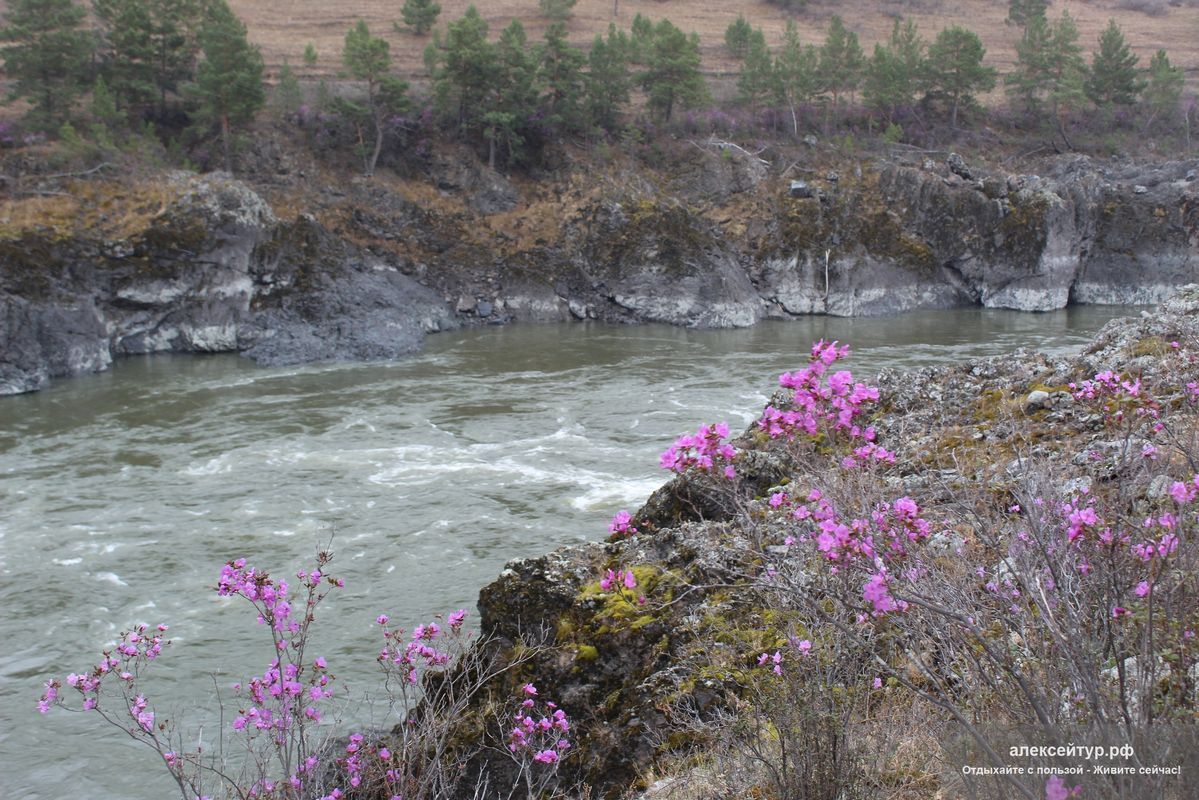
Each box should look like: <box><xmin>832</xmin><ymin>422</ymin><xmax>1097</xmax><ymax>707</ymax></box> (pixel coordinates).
<box><xmin>271</xmin><ymin>529</ymin><xmax>297</xmax><ymax>537</ymax></box>
<box><xmin>52</xmin><ymin>558</ymin><xmax>82</xmax><ymax>566</ymax></box>
<box><xmin>94</xmin><ymin>572</ymin><xmax>128</xmax><ymax>586</ymax></box>
<box><xmin>569</xmin><ymin>477</ymin><xmax>662</xmax><ymax>511</ymax></box>
<box><xmin>184</xmin><ymin>455</ymin><xmax>234</xmax><ymax>476</ymax></box>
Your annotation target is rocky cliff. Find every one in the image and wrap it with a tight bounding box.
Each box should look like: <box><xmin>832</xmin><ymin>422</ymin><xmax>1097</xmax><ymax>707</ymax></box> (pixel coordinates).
<box><xmin>0</xmin><ymin>172</ymin><xmax>456</xmax><ymax>395</ymax></box>
<box><xmin>2</xmin><ymin>146</ymin><xmax>1196</xmax><ymax>394</ymax></box>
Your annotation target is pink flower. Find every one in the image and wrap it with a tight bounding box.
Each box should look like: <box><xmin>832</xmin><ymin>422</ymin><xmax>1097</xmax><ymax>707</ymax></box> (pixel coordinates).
<box><xmin>622</xmin><ymin>571</ymin><xmax>637</xmax><ymax>590</ymax></box>
<box><xmin>376</xmin><ymin>614</ymin><xmax>389</xmax><ymax>626</ymax></box>
<box><xmin>1045</xmin><ymin>775</ymin><xmax>1075</xmax><ymax>800</ymax></box>
<box><xmin>1112</xmin><ymin>606</ymin><xmax>1130</xmax><ymax>619</ymax></box>
<box><xmin>873</xmin><ymin>677</ymin><xmax>883</xmax><ymax>689</ymax></box>
<box><xmin>533</xmin><ymin>749</ymin><xmax>560</xmax><ymax>764</ymax></box>
<box><xmin>1135</xmin><ymin>581</ymin><xmax>1150</xmax><ymax>598</ymax></box>
<box><xmin>521</xmin><ymin>683</ymin><xmax>538</xmax><ymax>696</ymax></box>
<box><xmin>448</xmin><ymin>609</ymin><xmax>467</xmax><ymax>629</ymax></box>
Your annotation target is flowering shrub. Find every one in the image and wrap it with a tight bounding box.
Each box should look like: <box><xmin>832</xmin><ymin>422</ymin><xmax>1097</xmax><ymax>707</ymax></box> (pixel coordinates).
<box><xmin>38</xmin><ymin>551</ymin><xmax>519</xmax><ymax>800</ymax></box>
<box><xmin>659</xmin><ymin>421</ymin><xmax>737</xmax><ymax>478</ymax></box>
<box><xmin>758</xmin><ymin>340</ymin><xmax>891</xmax><ymax>466</ymax></box>
<box><xmin>608</xmin><ymin>509</ymin><xmax>639</xmax><ymax>538</ymax></box>
<box><xmin>504</xmin><ymin>683</ymin><xmax>572</xmax><ymax>799</ymax></box>
<box><xmin>657</xmin><ymin>347</ymin><xmax>1199</xmax><ymax>799</ymax></box>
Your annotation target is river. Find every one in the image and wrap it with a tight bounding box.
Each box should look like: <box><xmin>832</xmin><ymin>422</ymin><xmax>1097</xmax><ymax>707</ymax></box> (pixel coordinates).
<box><xmin>0</xmin><ymin>307</ymin><xmax>1137</xmax><ymax>799</ymax></box>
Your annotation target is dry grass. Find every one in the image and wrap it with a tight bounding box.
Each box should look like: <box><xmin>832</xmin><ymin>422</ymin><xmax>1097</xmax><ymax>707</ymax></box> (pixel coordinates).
<box><xmin>0</xmin><ymin>178</ymin><xmax>180</xmax><ymax>240</ymax></box>
<box><xmin>230</xmin><ymin>0</ymin><xmax>1199</xmax><ymax>94</ymax></box>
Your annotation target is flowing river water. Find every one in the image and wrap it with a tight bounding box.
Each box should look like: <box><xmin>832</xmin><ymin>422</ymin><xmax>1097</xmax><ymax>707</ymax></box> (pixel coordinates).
<box><xmin>0</xmin><ymin>307</ymin><xmax>1138</xmax><ymax>798</ymax></box>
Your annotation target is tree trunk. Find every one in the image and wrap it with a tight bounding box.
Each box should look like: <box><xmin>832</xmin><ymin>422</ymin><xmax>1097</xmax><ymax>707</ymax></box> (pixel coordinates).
<box><xmin>367</xmin><ymin>113</ymin><xmax>384</xmax><ymax>177</ymax></box>
<box><xmin>221</xmin><ymin>115</ymin><xmax>232</xmax><ymax>174</ymax></box>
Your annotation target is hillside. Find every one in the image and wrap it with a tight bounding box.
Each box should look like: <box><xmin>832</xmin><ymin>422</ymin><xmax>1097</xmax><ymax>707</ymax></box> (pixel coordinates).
<box><xmin>232</xmin><ymin>0</ymin><xmax>1199</xmax><ymax>96</ymax></box>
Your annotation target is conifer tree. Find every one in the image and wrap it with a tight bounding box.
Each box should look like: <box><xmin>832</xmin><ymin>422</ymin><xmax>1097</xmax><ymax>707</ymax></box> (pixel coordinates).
<box><xmin>863</xmin><ymin>18</ymin><xmax>926</xmax><ymax>122</ymax></box>
<box><xmin>586</xmin><ymin>25</ymin><xmax>630</xmax><ymax>132</ymax></box>
<box><xmin>538</xmin><ymin>0</ymin><xmax>577</xmax><ymax>22</ymax></box>
<box><xmin>725</xmin><ymin>15</ymin><xmax>753</xmax><ymax>59</ymax></box>
<box><xmin>628</xmin><ymin>13</ymin><xmax>653</xmax><ymax>65</ymax></box>
<box><xmin>639</xmin><ymin>20</ymin><xmax>707</xmax><ymax>122</ymax></box>
<box><xmin>817</xmin><ymin>16</ymin><xmax>864</xmax><ymax>109</ymax></box>
<box><xmin>342</xmin><ymin>19</ymin><xmax>406</xmax><ymax>176</ymax></box>
<box><xmin>1007</xmin><ymin>0</ymin><xmax>1049</xmax><ymax>29</ymax></box>
<box><xmin>1006</xmin><ymin>11</ymin><xmax>1052</xmax><ymax>115</ymax></box>
<box><xmin>399</xmin><ymin>0</ymin><xmax>441</xmax><ymax>36</ymax></box>
<box><xmin>925</xmin><ymin>25</ymin><xmax>995</xmax><ymax>127</ymax></box>
<box><xmin>190</xmin><ymin>0</ymin><xmax>264</xmax><ymax>173</ymax></box>
<box><xmin>432</xmin><ymin>6</ymin><xmax>495</xmax><ymax>131</ymax></box>
<box><xmin>540</xmin><ymin>22</ymin><xmax>587</xmax><ymax>134</ymax></box>
<box><xmin>303</xmin><ymin>42</ymin><xmax>318</xmax><ymax>67</ymax></box>
<box><xmin>1142</xmin><ymin>49</ymin><xmax>1184</xmax><ymax>131</ymax></box>
<box><xmin>483</xmin><ymin>19</ymin><xmax>538</xmax><ymax>167</ymax></box>
<box><xmin>1086</xmin><ymin>19</ymin><xmax>1143</xmax><ymax>108</ymax></box>
<box><xmin>1</xmin><ymin>0</ymin><xmax>92</xmax><ymax>129</ymax></box>
<box><xmin>274</xmin><ymin>60</ymin><xmax>302</xmax><ymax>115</ymax></box>
<box><xmin>94</xmin><ymin>0</ymin><xmax>206</xmax><ymax>121</ymax></box>
<box><xmin>776</xmin><ymin>20</ymin><xmax>819</xmax><ymax>136</ymax></box>
<box><xmin>1043</xmin><ymin>11</ymin><xmax>1087</xmax><ymax>119</ymax></box>
<box><xmin>738</xmin><ymin>33</ymin><xmax>778</xmax><ymax>113</ymax></box>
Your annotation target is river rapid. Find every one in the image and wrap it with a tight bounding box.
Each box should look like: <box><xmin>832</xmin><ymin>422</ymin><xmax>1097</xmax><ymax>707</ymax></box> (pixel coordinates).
<box><xmin>0</xmin><ymin>308</ymin><xmax>1136</xmax><ymax>798</ymax></box>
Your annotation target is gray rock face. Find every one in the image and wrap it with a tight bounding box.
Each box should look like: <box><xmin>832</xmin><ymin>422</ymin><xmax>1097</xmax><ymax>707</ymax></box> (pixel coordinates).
<box><xmin>0</xmin><ymin>174</ymin><xmax>455</xmax><ymax>394</ymax></box>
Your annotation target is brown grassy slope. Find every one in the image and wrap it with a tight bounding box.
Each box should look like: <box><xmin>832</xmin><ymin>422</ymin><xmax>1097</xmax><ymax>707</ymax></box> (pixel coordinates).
<box><xmin>231</xmin><ymin>0</ymin><xmax>1199</xmax><ymax>94</ymax></box>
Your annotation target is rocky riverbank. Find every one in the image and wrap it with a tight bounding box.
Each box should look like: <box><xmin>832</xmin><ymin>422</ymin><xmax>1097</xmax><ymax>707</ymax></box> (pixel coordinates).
<box><xmin>433</xmin><ymin>287</ymin><xmax>1199</xmax><ymax>799</ymax></box>
<box><xmin>2</xmin><ymin>140</ymin><xmax>1196</xmax><ymax>394</ymax></box>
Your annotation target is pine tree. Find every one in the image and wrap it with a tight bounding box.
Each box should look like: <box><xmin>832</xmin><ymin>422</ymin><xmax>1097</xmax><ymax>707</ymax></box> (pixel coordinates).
<box><xmin>925</xmin><ymin>25</ymin><xmax>995</xmax><ymax>127</ymax></box>
<box><xmin>483</xmin><ymin>20</ymin><xmax>538</xmax><ymax>167</ymax></box>
<box><xmin>1087</xmin><ymin>19</ymin><xmax>1142</xmax><ymax>108</ymax></box>
<box><xmin>586</xmin><ymin>25</ymin><xmax>630</xmax><ymax>132</ymax></box>
<box><xmin>1007</xmin><ymin>10</ymin><xmax>1086</xmax><ymax>130</ymax></box>
<box><xmin>1007</xmin><ymin>0</ymin><xmax>1049</xmax><ymax>29</ymax></box>
<box><xmin>863</xmin><ymin>18</ymin><xmax>926</xmax><ymax>122</ymax></box>
<box><xmin>399</xmin><ymin>0</ymin><xmax>441</xmax><ymax>36</ymax></box>
<box><xmin>433</xmin><ymin>6</ymin><xmax>495</xmax><ymax>131</ymax></box>
<box><xmin>628</xmin><ymin>13</ymin><xmax>653</xmax><ymax>65</ymax></box>
<box><xmin>89</xmin><ymin>75</ymin><xmax>125</xmax><ymax>144</ymax></box>
<box><xmin>538</xmin><ymin>0</ymin><xmax>577</xmax><ymax>22</ymax></box>
<box><xmin>189</xmin><ymin>0</ymin><xmax>264</xmax><ymax>173</ymax></box>
<box><xmin>0</xmin><ymin>0</ymin><xmax>92</xmax><ymax>129</ymax></box>
<box><xmin>540</xmin><ymin>22</ymin><xmax>587</xmax><ymax>134</ymax></box>
<box><xmin>1044</xmin><ymin>12</ymin><xmax>1087</xmax><ymax>119</ymax></box>
<box><xmin>738</xmin><ymin>33</ymin><xmax>778</xmax><ymax>113</ymax></box>
<box><xmin>1142</xmin><ymin>49</ymin><xmax>1183</xmax><ymax>132</ymax></box>
<box><xmin>639</xmin><ymin>19</ymin><xmax>707</xmax><ymax>122</ymax></box>
<box><xmin>274</xmin><ymin>59</ymin><xmax>302</xmax><ymax>115</ymax></box>
<box><xmin>342</xmin><ymin>19</ymin><xmax>407</xmax><ymax>176</ymax></box>
<box><xmin>94</xmin><ymin>0</ymin><xmax>206</xmax><ymax>121</ymax></box>
<box><xmin>817</xmin><ymin>16</ymin><xmax>864</xmax><ymax>109</ymax></box>
<box><xmin>776</xmin><ymin>20</ymin><xmax>819</xmax><ymax>136</ymax></box>
<box><xmin>1006</xmin><ymin>12</ymin><xmax>1052</xmax><ymax>115</ymax></box>
<box><xmin>303</xmin><ymin>42</ymin><xmax>318</xmax><ymax>67</ymax></box>
<box><xmin>725</xmin><ymin>15</ymin><xmax>752</xmax><ymax>59</ymax></box>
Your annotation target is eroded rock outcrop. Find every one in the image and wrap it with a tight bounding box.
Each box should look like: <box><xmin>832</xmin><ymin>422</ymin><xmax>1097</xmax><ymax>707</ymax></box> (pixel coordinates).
<box><xmin>0</xmin><ymin>173</ymin><xmax>455</xmax><ymax>394</ymax></box>
<box><xmin>3</xmin><ymin>149</ymin><xmax>1196</xmax><ymax>394</ymax></box>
